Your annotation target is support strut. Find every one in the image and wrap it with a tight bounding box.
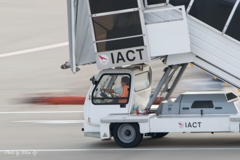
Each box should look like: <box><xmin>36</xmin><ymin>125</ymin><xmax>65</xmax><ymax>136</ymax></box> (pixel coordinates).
<box><xmin>164</xmin><ymin>63</ymin><xmax>188</xmax><ymax>100</ymax></box>
<box><xmin>145</xmin><ymin>66</ymin><xmax>172</xmax><ymax>110</ymax></box>
<box><xmin>145</xmin><ymin>63</ymin><xmax>188</xmax><ymax>111</ymax></box>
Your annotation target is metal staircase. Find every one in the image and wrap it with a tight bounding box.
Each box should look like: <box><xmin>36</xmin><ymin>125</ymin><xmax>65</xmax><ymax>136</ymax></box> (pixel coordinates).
<box><xmin>144</xmin><ymin>0</ymin><xmax>240</xmax><ymax>89</ymax></box>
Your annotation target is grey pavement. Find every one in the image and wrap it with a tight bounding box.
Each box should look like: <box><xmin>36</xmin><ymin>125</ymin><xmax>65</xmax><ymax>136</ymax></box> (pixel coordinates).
<box><xmin>0</xmin><ymin>0</ymin><xmax>240</xmax><ymax>160</ymax></box>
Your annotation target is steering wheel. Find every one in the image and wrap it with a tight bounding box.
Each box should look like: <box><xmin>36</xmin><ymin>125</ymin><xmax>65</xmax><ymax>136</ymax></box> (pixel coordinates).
<box><xmin>100</xmin><ymin>91</ymin><xmax>108</xmax><ymax>98</ymax></box>
<box><xmin>100</xmin><ymin>90</ymin><xmax>113</xmax><ymax>103</ymax></box>
<box><xmin>94</xmin><ymin>89</ymin><xmax>113</xmax><ymax>103</ymax></box>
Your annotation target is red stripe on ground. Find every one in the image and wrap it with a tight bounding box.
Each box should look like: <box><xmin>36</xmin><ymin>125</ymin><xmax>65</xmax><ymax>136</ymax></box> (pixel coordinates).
<box><xmin>27</xmin><ymin>97</ymin><xmax>165</xmax><ymax>105</ymax></box>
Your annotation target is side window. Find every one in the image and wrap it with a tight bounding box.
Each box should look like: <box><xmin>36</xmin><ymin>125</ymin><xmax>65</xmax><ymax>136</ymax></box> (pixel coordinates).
<box><xmin>191</xmin><ymin>101</ymin><xmax>214</xmax><ymax>109</ymax></box>
<box><xmin>169</xmin><ymin>0</ymin><xmax>191</xmax><ymax>10</ymax></box>
<box><xmin>189</xmin><ymin>0</ymin><xmax>235</xmax><ymax>32</ymax></box>
<box><xmin>147</xmin><ymin>0</ymin><xmax>166</xmax><ymax>5</ymax></box>
<box><xmin>144</xmin><ymin>0</ymin><xmax>166</xmax><ymax>8</ymax></box>
<box><xmin>226</xmin><ymin>92</ymin><xmax>238</xmax><ymax>101</ymax></box>
<box><xmin>89</xmin><ymin>0</ymin><xmax>138</xmax><ymax>14</ymax></box>
<box><xmin>135</xmin><ymin>72</ymin><xmax>150</xmax><ymax>91</ymax></box>
<box><xmin>92</xmin><ymin>74</ymin><xmax>131</xmax><ymax>104</ymax></box>
<box><xmin>226</xmin><ymin>3</ymin><xmax>240</xmax><ymax>41</ymax></box>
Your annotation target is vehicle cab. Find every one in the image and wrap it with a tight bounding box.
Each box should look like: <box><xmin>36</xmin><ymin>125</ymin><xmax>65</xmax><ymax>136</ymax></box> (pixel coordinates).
<box><xmin>83</xmin><ymin>64</ymin><xmax>152</xmax><ymax>138</ymax></box>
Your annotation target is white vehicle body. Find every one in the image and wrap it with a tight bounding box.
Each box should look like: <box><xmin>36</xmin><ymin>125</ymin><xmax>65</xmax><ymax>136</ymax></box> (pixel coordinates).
<box><xmin>84</xmin><ymin>65</ymin><xmax>152</xmax><ymax>138</ymax></box>
<box><xmin>83</xmin><ymin>65</ymin><xmax>240</xmax><ymax>147</ymax></box>
<box><xmin>64</xmin><ymin>0</ymin><xmax>240</xmax><ymax>147</ymax></box>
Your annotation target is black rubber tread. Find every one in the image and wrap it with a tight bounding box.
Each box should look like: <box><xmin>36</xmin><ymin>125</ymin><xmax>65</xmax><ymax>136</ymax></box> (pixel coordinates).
<box><xmin>113</xmin><ymin>123</ymin><xmax>143</xmax><ymax>148</ymax></box>
<box><xmin>151</xmin><ymin>132</ymin><xmax>169</xmax><ymax>138</ymax></box>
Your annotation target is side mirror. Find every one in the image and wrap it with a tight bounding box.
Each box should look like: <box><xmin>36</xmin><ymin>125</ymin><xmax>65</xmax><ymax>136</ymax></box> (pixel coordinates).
<box><xmin>90</xmin><ymin>76</ymin><xmax>99</xmax><ymax>85</ymax></box>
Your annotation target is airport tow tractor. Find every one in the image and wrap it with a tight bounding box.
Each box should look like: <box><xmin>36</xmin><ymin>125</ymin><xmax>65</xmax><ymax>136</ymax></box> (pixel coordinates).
<box><xmin>62</xmin><ymin>0</ymin><xmax>240</xmax><ymax>147</ymax></box>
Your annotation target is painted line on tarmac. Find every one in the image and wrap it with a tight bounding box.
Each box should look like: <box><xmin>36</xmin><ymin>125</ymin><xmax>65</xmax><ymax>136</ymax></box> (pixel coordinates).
<box><xmin>2</xmin><ymin>148</ymin><xmax>240</xmax><ymax>152</ymax></box>
<box><xmin>0</xmin><ymin>111</ymin><xmax>83</xmax><ymax>114</ymax></box>
<box><xmin>13</xmin><ymin>120</ymin><xmax>85</xmax><ymax>124</ymax></box>
<box><xmin>0</xmin><ymin>42</ymin><xmax>68</xmax><ymax>58</ymax></box>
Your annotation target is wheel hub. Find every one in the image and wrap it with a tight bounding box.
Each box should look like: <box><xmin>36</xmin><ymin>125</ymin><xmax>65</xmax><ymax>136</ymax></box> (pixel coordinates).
<box><xmin>117</xmin><ymin>124</ymin><xmax>136</xmax><ymax>143</ymax></box>
<box><xmin>125</xmin><ymin>129</ymin><xmax>131</xmax><ymax>136</ymax></box>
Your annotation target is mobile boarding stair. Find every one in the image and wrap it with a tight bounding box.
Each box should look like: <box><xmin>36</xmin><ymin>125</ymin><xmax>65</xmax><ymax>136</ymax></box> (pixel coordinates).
<box><xmin>63</xmin><ymin>0</ymin><xmax>240</xmax><ymax>136</ymax></box>
<box><xmin>65</xmin><ymin>0</ymin><xmax>240</xmax><ymax>91</ymax></box>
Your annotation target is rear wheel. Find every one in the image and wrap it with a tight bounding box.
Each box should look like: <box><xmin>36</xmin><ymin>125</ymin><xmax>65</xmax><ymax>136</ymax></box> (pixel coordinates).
<box><xmin>113</xmin><ymin>123</ymin><xmax>143</xmax><ymax>148</ymax></box>
<box><xmin>151</xmin><ymin>132</ymin><xmax>168</xmax><ymax>138</ymax></box>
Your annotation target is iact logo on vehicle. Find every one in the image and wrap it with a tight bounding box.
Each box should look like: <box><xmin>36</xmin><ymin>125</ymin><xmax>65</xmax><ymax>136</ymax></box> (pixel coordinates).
<box><xmin>178</xmin><ymin>122</ymin><xmax>184</xmax><ymax>128</ymax></box>
<box><xmin>179</xmin><ymin>122</ymin><xmax>202</xmax><ymax>128</ymax></box>
<box><xmin>96</xmin><ymin>47</ymin><xmax>149</xmax><ymax>69</ymax></box>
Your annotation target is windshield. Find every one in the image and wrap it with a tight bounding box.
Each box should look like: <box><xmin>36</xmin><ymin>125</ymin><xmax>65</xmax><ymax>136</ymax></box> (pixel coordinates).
<box><xmin>92</xmin><ymin>74</ymin><xmax>131</xmax><ymax>104</ymax></box>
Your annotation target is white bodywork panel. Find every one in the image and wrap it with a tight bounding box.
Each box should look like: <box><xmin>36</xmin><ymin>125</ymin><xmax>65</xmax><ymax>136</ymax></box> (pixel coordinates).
<box><xmin>146</xmin><ymin>20</ymin><xmax>191</xmax><ymax>57</ymax></box>
<box><xmin>100</xmin><ymin>123</ymin><xmax>111</xmax><ymax>139</ymax></box>
<box><xmin>166</xmin><ymin>52</ymin><xmax>195</xmax><ymax>65</ymax></box>
<box><xmin>100</xmin><ymin>114</ymin><xmax>155</xmax><ymax>133</ymax></box>
<box><xmin>145</xmin><ymin>6</ymin><xmax>191</xmax><ymax>57</ymax></box>
<box><xmin>84</xmin><ymin>122</ymin><xmax>100</xmax><ymax>132</ymax></box>
<box><xmin>150</xmin><ymin>115</ymin><xmax>232</xmax><ymax>132</ymax></box>
<box><xmin>98</xmin><ymin>114</ymin><xmax>240</xmax><ymax>138</ymax></box>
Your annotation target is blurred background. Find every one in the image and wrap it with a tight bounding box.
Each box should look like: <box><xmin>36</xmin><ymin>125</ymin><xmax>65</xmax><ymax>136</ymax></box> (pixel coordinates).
<box><xmin>0</xmin><ymin>0</ymin><xmax>239</xmax><ymax>159</ymax></box>
<box><xmin>0</xmin><ymin>0</ymin><xmax>237</xmax><ymax>110</ymax></box>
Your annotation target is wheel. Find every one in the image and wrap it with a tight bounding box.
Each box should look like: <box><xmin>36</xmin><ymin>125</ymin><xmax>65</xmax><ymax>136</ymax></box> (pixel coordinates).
<box><xmin>113</xmin><ymin>123</ymin><xmax>143</xmax><ymax>148</ymax></box>
<box><xmin>151</xmin><ymin>132</ymin><xmax>168</xmax><ymax>138</ymax></box>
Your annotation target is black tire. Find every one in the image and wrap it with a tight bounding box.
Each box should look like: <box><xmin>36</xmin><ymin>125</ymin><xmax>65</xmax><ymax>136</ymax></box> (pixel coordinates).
<box><xmin>113</xmin><ymin>123</ymin><xmax>143</xmax><ymax>148</ymax></box>
<box><xmin>151</xmin><ymin>132</ymin><xmax>169</xmax><ymax>138</ymax></box>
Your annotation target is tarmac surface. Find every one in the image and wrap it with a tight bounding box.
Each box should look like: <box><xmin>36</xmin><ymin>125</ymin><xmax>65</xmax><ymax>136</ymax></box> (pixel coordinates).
<box><xmin>1</xmin><ymin>1</ymin><xmax>240</xmax><ymax>159</ymax></box>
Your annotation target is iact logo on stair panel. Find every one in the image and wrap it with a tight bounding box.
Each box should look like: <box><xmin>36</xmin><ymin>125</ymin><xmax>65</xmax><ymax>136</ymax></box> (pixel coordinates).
<box><xmin>178</xmin><ymin>122</ymin><xmax>184</xmax><ymax>128</ymax></box>
<box><xmin>98</xmin><ymin>55</ymin><xmax>109</xmax><ymax>65</ymax></box>
<box><xmin>110</xmin><ymin>49</ymin><xmax>144</xmax><ymax>64</ymax></box>
<box><xmin>96</xmin><ymin>47</ymin><xmax>149</xmax><ymax>69</ymax></box>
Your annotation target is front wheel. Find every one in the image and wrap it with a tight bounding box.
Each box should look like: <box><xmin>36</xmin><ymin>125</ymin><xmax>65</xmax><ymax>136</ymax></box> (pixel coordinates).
<box><xmin>113</xmin><ymin>123</ymin><xmax>143</xmax><ymax>148</ymax></box>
